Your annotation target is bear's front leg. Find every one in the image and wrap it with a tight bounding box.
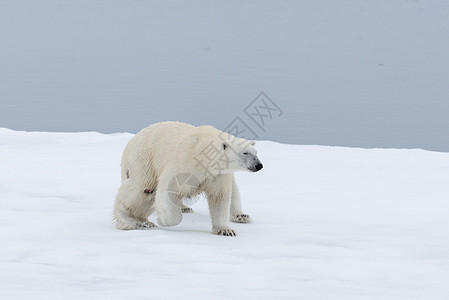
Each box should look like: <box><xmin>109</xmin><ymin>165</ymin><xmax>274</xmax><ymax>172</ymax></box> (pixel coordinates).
<box><xmin>155</xmin><ymin>173</ymin><xmax>183</xmax><ymax>227</ymax></box>
<box><xmin>230</xmin><ymin>175</ymin><xmax>251</xmax><ymax>223</ymax></box>
<box><xmin>205</xmin><ymin>175</ymin><xmax>236</xmax><ymax>237</ymax></box>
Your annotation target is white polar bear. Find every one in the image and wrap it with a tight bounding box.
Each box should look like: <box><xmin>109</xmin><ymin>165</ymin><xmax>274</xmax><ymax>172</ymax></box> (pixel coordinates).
<box><xmin>113</xmin><ymin>121</ymin><xmax>263</xmax><ymax>236</ymax></box>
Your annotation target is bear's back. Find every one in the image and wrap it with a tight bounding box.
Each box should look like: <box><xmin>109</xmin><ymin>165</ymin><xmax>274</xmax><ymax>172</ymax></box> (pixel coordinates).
<box><xmin>122</xmin><ymin>121</ymin><xmax>198</xmax><ymax>176</ymax></box>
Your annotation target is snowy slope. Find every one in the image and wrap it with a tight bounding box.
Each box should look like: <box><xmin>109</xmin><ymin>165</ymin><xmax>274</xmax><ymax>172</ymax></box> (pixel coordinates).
<box><xmin>1</xmin><ymin>128</ymin><xmax>449</xmax><ymax>299</ymax></box>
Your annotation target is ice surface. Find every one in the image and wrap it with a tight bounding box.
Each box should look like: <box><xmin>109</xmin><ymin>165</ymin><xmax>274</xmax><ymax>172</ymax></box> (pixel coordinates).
<box><xmin>1</xmin><ymin>128</ymin><xmax>449</xmax><ymax>299</ymax></box>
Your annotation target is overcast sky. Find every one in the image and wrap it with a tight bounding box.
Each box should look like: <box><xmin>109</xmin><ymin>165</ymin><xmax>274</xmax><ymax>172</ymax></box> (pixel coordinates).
<box><xmin>1</xmin><ymin>1</ymin><xmax>448</xmax><ymax>151</ymax></box>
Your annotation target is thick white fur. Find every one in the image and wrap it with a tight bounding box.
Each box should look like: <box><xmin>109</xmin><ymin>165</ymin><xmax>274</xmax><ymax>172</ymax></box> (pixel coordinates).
<box><xmin>113</xmin><ymin>121</ymin><xmax>261</xmax><ymax>236</ymax></box>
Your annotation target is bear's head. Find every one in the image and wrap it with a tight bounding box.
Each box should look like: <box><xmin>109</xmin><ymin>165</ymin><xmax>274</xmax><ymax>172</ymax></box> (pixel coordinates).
<box><xmin>192</xmin><ymin>126</ymin><xmax>263</xmax><ymax>176</ymax></box>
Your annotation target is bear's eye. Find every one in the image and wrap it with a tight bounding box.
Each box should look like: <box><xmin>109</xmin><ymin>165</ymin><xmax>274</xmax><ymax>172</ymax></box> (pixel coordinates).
<box><xmin>242</xmin><ymin>152</ymin><xmax>248</xmax><ymax>155</ymax></box>
<box><xmin>222</xmin><ymin>143</ymin><xmax>228</xmax><ymax>150</ymax></box>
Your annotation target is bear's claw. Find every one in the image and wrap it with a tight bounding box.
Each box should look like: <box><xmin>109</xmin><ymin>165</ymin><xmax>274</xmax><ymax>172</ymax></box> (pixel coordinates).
<box><xmin>181</xmin><ymin>207</ymin><xmax>194</xmax><ymax>213</ymax></box>
<box><xmin>213</xmin><ymin>228</ymin><xmax>236</xmax><ymax>237</ymax></box>
<box><xmin>231</xmin><ymin>214</ymin><xmax>251</xmax><ymax>223</ymax></box>
<box><xmin>138</xmin><ymin>221</ymin><xmax>157</xmax><ymax>229</ymax></box>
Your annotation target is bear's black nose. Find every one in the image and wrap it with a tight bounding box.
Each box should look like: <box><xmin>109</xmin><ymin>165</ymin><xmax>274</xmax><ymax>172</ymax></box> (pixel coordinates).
<box><xmin>255</xmin><ymin>163</ymin><xmax>263</xmax><ymax>171</ymax></box>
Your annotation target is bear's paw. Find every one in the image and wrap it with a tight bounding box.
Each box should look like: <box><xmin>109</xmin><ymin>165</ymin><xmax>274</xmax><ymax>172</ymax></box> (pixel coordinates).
<box><xmin>181</xmin><ymin>207</ymin><xmax>194</xmax><ymax>213</ymax></box>
<box><xmin>138</xmin><ymin>221</ymin><xmax>157</xmax><ymax>229</ymax></box>
<box><xmin>231</xmin><ymin>214</ymin><xmax>251</xmax><ymax>223</ymax></box>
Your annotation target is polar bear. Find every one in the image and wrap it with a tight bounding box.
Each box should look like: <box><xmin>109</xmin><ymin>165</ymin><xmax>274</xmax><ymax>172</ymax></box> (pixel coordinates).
<box><xmin>113</xmin><ymin>121</ymin><xmax>263</xmax><ymax>236</ymax></box>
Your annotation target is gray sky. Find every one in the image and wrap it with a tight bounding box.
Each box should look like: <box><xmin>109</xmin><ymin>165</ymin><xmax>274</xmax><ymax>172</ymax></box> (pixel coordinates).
<box><xmin>1</xmin><ymin>1</ymin><xmax>448</xmax><ymax>151</ymax></box>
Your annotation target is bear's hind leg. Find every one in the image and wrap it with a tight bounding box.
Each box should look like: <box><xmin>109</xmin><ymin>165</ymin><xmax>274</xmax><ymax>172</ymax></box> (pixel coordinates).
<box><xmin>154</xmin><ymin>172</ymin><xmax>183</xmax><ymax>227</ymax></box>
<box><xmin>113</xmin><ymin>180</ymin><xmax>156</xmax><ymax>230</ymax></box>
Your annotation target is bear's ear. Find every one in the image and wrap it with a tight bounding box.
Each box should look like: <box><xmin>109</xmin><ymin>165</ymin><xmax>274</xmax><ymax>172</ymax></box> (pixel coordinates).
<box><xmin>250</xmin><ymin>140</ymin><xmax>256</xmax><ymax>146</ymax></box>
<box><xmin>222</xmin><ymin>142</ymin><xmax>228</xmax><ymax>150</ymax></box>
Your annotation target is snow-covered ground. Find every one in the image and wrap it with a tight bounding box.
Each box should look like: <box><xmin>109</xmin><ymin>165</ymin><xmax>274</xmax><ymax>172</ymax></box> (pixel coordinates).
<box><xmin>1</xmin><ymin>128</ymin><xmax>449</xmax><ymax>299</ymax></box>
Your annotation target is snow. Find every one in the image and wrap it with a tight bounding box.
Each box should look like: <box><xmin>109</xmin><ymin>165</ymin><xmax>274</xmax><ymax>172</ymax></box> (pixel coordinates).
<box><xmin>1</xmin><ymin>128</ymin><xmax>449</xmax><ymax>299</ymax></box>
